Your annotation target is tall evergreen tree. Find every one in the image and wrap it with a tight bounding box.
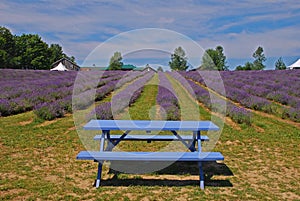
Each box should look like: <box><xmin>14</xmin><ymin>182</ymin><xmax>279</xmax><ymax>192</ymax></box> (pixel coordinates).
<box><xmin>252</xmin><ymin>46</ymin><xmax>266</xmax><ymax>70</ymax></box>
<box><xmin>275</xmin><ymin>57</ymin><xmax>286</xmax><ymax>70</ymax></box>
<box><xmin>169</xmin><ymin>46</ymin><xmax>188</xmax><ymax>71</ymax></box>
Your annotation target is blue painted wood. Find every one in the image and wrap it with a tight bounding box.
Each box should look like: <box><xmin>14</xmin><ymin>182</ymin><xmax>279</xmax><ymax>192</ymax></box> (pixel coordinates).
<box><xmin>76</xmin><ymin>151</ymin><xmax>224</xmax><ymax>162</ymax></box>
<box><xmin>93</xmin><ymin>134</ymin><xmax>210</xmax><ymax>141</ymax></box>
<box><xmin>84</xmin><ymin>120</ymin><xmax>219</xmax><ymax>131</ymax></box>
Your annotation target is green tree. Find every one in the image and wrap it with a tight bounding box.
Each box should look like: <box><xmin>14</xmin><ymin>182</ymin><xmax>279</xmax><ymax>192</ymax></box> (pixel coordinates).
<box><xmin>235</xmin><ymin>46</ymin><xmax>266</xmax><ymax>71</ymax></box>
<box><xmin>275</xmin><ymin>57</ymin><xmax>286</xmax><ymax>70</ymax></box>
<box><xmin>0</xmin><ymin>26</ymin><xmax>76</xmax><ymax>70</ymax></box>
<box><xmin>48</xmin><ymin>44</ymin><xmax>64</xmax><ymax>65</ymax></box>
<box><xmin>169</xmin><ymin>46</ymin><xmax>188</xmax><ymax>71</ymax></box>
<box><xmin>0</xmin><ymin>26</ymin><xmax>15</xmax><ymax>68</ymax></box>
<box><xmin>14</xmin><ymin>34</ymin><xmax>50</xmax><ymax>69</ymax></box>
<box><xmin>108</xmin><ymin>51</ymin><xmax>123</xmax><ymax>70</ymax></box>
<box><xmin>252</xmin><ymin>46</ymin><xmax>266</xmax><ymax>70</ymax></box>
<box><xmin>157</xmin><ymin>66</ymin><xmax>163</xmax><ymax>72</ymax></box>
<box><xmin>235</xmin><ymin>62</ymin><xmax>254</xmax><ymax>71</ymax></box>
<box><xmin>201</xmin><ymin>45</ymin><xmax>228</xmax><ymax>70</ymax></box>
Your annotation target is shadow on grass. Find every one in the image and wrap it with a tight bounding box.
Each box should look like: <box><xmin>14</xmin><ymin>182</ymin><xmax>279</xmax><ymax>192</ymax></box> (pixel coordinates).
<box><xmin>100</xmin><ymin>161</ymin><xmax>233</xmax><ymax>188</ymax></box>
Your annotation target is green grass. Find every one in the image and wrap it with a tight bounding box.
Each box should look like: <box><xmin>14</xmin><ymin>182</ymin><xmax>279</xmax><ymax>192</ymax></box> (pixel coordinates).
<box><xmin>0</xmin><ymin>76</ymin><xmax>299</xmax><ymax>200</ymax></box>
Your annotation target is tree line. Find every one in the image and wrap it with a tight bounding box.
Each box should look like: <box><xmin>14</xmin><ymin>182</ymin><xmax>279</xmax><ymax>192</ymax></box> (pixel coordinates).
<box><xmin>0</xmin><ymin>26</ymin><xmax>75</xmax><ymax>70</ymax></box>
<box><xmin>109</xmin><ymin>45</ymin><xmax>287</xmax><ymax>71</ymax></box>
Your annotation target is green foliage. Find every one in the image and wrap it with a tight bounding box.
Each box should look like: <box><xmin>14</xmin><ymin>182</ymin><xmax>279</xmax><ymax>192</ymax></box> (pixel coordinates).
<box><xmin>235</xmin><ymin>46</ymin><xmax>266</xmax><ymax>71</ymax></box>
<box><xmin>230</xmin><ymin>111</ymin><xmax>251</xmax><ymax>125</ymax></box>
<box><xmin>169</xmin><ymin>46</ymin><xmax>188</xmax><ymax>71</ymax></box>
<box><xmin>34</xmin><ymin>104</ymin><xmax>65</xmax><ymax>120</ymax></box>
<box><xmin>252</xmin><ymin>46</ymin><xmax>266</xmax><ymax>70</ymax></box>
<box><xmin>108</xmin><ymin>51</ymin><xmax>123</xmax><ymax>70</ymax></box>
<box><xmin>14</xmin><ymin>34</ymin><xmax>49</xmax><ymax>69</ymax></box>
<box><xmin>235</xmin><ymin>62</ymin><xmax>254</xmax><ymax>71</ymax></box>
<box><xmin>157</xmin><ymin>66</ymin><xmax>163</xmax><ymax>72</ymax></box>
<box><xmin>0</xmin><ymin>26</ymin><xmax>15</xmax><ymax>68</ymax></box>
<box><xmin>275</xmin><ymin>57</ymin><xmax>286</xmax><ymax>70</ymax></box>
<box><xmin>201</xmin><ymin>45</ymin><xmax>228</xmax><ymax>71</ymax></box>
<box><xmin>0</xmin><ymin>26</ymin><xmax>75</xmax><ymax>70</ymax></box>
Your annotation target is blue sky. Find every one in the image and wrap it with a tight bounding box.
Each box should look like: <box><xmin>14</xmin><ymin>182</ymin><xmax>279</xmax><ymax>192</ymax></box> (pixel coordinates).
<box><xmin>1</xmin><ymin>0</ymin><xmax>300</xmax><ymax>70</ymax></box>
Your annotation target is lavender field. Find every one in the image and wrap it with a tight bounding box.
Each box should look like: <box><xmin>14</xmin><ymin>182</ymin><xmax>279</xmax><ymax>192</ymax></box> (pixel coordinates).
<box><xmin>0</xmin><ymin>69</ymin><xmax>299</xmax><ymax>123</ymax></box>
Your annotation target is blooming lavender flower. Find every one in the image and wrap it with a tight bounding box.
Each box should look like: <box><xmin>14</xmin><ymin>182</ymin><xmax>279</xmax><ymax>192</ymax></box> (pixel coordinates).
<box><xmin>156</xmin><ymin>72</ymin><xmax>180</xmax><ymax>120</ymax></box>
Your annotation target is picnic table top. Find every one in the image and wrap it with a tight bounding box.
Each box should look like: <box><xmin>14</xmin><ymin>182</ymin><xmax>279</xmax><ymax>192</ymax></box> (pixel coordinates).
<box><xmin>83</xmin><ymin>120</ymin><xmax>219</xmax><ymax>131</ymax></box>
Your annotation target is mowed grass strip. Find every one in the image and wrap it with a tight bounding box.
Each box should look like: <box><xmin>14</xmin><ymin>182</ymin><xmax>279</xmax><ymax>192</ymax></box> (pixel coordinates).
<box><xmin>166</xmin><ymin>74</ymin><xmax>201</xmax><ymax>120</ymax></box>
<box><xmin>120</xmin><ymin>73</ymin><xmax>159</xmax><ymax>120</ymax></box>
<box><xmin>116</xmin><ymin>74</ymin><xmax>173</xmax><ymax>152</ymax></box>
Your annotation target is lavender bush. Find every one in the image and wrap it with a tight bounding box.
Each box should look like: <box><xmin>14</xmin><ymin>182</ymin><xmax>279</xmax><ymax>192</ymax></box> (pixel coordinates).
<box><xmin>156</xmin><ymin>72</ymin><xmax>180</xmax><ymax>120</ymax></box>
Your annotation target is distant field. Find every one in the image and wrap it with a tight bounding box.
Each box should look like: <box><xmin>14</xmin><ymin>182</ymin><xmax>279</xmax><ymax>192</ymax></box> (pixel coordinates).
<box><xmin>0</xmin><ymin>69</ymin><xmax>299</xmax><ymax>200</ymax></box>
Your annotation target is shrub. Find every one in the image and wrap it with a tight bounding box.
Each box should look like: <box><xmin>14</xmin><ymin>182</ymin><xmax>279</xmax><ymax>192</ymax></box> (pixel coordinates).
<box><xmin>227</xmin><ymin>104</ymin><xmax>252</xmax><ymax>125</ymax></box>
<box><xmin>282</xmin><ymin>108</ymin><xmax>300</xmax><ymax>122</ymax></box>
<box><xmin>34</xmin><ymin>102</ymin><xmax>65</xmax><ymax>120</ymax></box>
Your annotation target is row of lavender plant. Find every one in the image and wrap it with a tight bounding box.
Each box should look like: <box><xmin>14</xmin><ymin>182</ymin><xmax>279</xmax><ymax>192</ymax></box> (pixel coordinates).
<box><xmin>91</xmin><ymin>72</ymin><xmax>155</xmax><ymax>120</ymax></box>
<box><xmin>72</xmin><ymin>71</ymin><xmax>145</xmax><ymax>110</ymax></box>
<box><xmin>221</xmin><ymin>70</ymin><xmax>300</xmax><ymax>108</ymax></box>
<box><xmin>156</xmin><ymin>72</ymin><xmax>180</xmax><ymax>120</ymax></box>
<box><xmin>219</xmin><ymin>70</ymin><xmax>300</xmax><ymax>122</ymax></box>
<box><xmin>0</xmin><ymin>69</ymin><xmax>144</xmax><ymax>120</ymax></box>
<box><xmin>169</xmin><ymin>72</ymin><xmax>251</xmax><ymax>125</ymax></box>
<box><xmin>181</xmin><ymin>70</ymin><xmax>299</xmax><ymax>122</ymax></box>
<box><xmin>221</xmin><ymin>71</ymin><xmax>300</xmax><ymax>122</ymax></box>
<box><xmin>36</xmin><ymin>71</ymin><xmax>146</xmax><ymax>120</ymax></box>
<box><xmin>0</xmin><ymin>70</ymin><xmax>77</xmax><ymax>117</ymax></box>
<box><xmin>181</xmin><ymin>70</ymin><xmax>300</xmax><ymax>104</ymax></box>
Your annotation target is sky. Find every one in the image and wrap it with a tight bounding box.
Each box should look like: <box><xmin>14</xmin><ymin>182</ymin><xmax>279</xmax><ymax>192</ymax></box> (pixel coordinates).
<box><xmin>1</xmin><ymin>0</ymin><xmax>300</xmax><ymax>70</ymax></box>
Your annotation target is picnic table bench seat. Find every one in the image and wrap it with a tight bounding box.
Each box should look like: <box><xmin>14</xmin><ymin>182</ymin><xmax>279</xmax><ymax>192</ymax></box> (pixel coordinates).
<box><xmin>77</xmin><ymin>151</ymin><xmax>224</xmax><ymax>162</ymax></box>
<box><xmin>94</xmin><ymin>134</ymin><xmax>210</xmax><ymax>142</ymax></box>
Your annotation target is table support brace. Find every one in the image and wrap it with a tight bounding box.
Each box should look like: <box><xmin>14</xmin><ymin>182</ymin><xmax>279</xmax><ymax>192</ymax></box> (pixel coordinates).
<box><xmin>171</xmin><ymin>130</ymin><xmax>196</xmax><ymax>152</ymax></box>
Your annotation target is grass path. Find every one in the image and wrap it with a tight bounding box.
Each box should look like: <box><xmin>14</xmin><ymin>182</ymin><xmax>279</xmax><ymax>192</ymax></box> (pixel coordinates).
<box><xmin>118</xmin><ymin>74</ymin><xmax>159</xmax><ymax>120</ymax></box>
<box><xmin>166</xmin><ymin>74</ymin><xmax>201</xmax><ymax>120</ymax></box>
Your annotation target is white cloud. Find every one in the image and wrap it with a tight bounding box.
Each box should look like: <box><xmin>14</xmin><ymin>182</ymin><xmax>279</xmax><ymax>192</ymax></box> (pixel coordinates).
<box><xmin>199</xmin><ymin>26</ymin><xmax>300</xmax><ymax>59</ymax></box>
<box><xmin>0</xmin><ymin>0</ymin><xmax>299</xmax><ymax>65</ymax></box>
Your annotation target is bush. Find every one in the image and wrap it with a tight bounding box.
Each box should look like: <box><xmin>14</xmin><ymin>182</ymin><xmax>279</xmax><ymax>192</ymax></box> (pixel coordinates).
<box><xmin>282</xmin><ymin>108</ymin><xmax>300</xmax><ymax>122</ymax></box>
<box><xmin>227</xmin><ymin>104</ymin><xmax>252</xmax><ymax>125</ymax></box>
<box><xmin>34</xmin><ymin>102</ymin><xmax>65</xmax><ymax>120</ymax></box>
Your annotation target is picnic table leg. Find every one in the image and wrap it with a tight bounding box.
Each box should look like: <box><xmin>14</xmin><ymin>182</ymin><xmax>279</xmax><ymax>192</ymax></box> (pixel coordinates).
<box><xmin>198</xmin><ymin>161</ymin><xmax>204</xmax><ymax>190</ymax></box>
<box><xmin>104</xmin><ymin>130</ymin><xmax>115</xmax><ymax>151</ymax></box>
<box><xmin>95</xmin><ymin>162</ymin><xmax>103</xmax><ymax>188</ymax></box>
<box><xmin>191</xmin><ymin>131</ymin><xmax>196</xmax><ymax>151</ymax></box>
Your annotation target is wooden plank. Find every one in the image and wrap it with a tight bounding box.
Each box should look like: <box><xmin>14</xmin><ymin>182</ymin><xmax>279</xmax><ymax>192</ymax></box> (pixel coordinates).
<box><xmin>83</xmin><ymin>120</ymin><xmax>219</xmax><ymax>131</ymax></box>
<box><xmin>76</xmin><ymin>151</ymin><xmax>224</xmax><ymax>162</ymax></box>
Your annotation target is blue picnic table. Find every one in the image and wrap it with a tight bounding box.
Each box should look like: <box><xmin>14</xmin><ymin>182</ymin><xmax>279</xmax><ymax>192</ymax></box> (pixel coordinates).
<box><xmin>76</xmin><ymin>120</ymin><xmax>224</xmax><ymax>189</ymax></box>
